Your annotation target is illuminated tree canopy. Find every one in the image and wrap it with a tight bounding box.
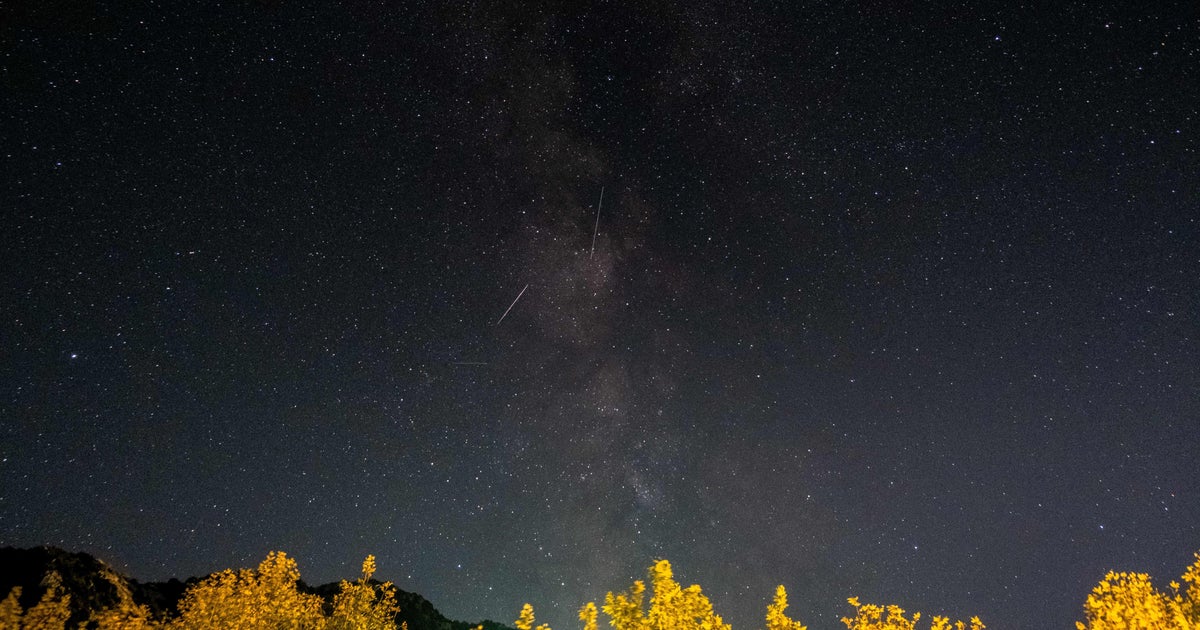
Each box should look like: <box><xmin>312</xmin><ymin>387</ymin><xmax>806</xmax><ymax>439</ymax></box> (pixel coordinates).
<box><xmin>3</xmin><ymin>550</ymin><xmax>1199</xmax><ymax>629</ymax></box>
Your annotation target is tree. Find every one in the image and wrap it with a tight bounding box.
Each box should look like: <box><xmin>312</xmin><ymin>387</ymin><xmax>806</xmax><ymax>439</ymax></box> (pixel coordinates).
<box><xmin>1077</xmin><ymin>571</ymin><xmax>1170</xmax><ymax>630</ymax></box>
<box><xmin>1077</xmin><ymin>553</ymin><xmax>1200</xmax><ymax>630</ymax></box>
<box><xmin>0</xmin><ymin>588</ymin><xmax>23</xmax><ymax>629</ymax></box>
<box><xmin>170</xmin><ymin>551</ymin><xmax>326</xmax><ymax>629</ymax></box>
<box><xmin>515</xmin><ymin>603</ymin><xmax>550</xmax><ymax>630</ymax></box>
<box><xmin>516</xmin><ymin>603</ymin><xmax>536</xmax><ymax>630</ymax></box>
<box><xmin>329</xmin><ymin>555</ymin><xmax>401</xmax><ymax>630</ymax></box>
<box><xmin>841</xmin><ymin>597</ymin><xmax>982</xmax><ymax>630</ymax></box>
<box><xmin>595</xmin><ymin>560</ymin><xmax>729</xmax><ymax>630</ymax></box>
<box><xmin>1168</xmin><ymin>552</ymin><xmax>1200</xmax><ymax>629</ymax></box>
<box><xmin>601</xmin><ymin>577</ymin><xmax>646</xmax><ymax>630</ymax></box>
<box><xmin>841</xmin><ymin>597</ymin><xmax>920</xmax><ymax>630</ymax></box>
<box><xmin>0</xmin><ymin>573</ymin><xmax>74</xmax><ymax>630</ymax></box>
<box><xmin>15</xmin><ymin>571</ymin><xmax>72</xmax><ymax>630</ymax></box>
<box><xmin>91</xmin><ymin>565</ymin><xmax>160</xmax><ymax>629</ymax></box>
<box><xmin>580</xmin><ymin>602</ymin><xmax>598</xmax><ymax>630</ymax></box>
<box><xmin>765</xmin><ymin>586</ymin><xmax>806</xmax><ymax>630</ymax></box>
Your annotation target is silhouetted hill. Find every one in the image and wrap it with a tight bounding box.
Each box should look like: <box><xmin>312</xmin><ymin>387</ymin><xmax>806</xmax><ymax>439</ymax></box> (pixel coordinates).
<box><xmin>0</xmin><ymin>546</ymin><xmax>516</xmax><ymax>630</ymax></box>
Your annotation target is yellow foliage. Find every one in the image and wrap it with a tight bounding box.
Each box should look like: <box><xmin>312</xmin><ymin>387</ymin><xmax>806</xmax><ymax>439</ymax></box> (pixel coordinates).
<box><xmin>841</xmin><ymin>597</ymin><xmax>920</xmax><ymax>630</ymax></box>
<box><xmin>516</xmin><ymin>603</ymin><xmax>538</xmax><ymax>630</ymax></box>
<box><xmin>91</xmin><ymin>602</ymin><xmax>160</xmax><ymax>630</ymax></box>
<box><xmin>515</xmin><ymin>603</ymin><xmax>552</xmax><ymax>630</ymax></box>
<box><xmin>0</xmin><ymin>587</ymin><xmax>26</xmax><ymax>630</ymax></box>
<box><xmin>0</xmin><ymin>551</ymin><xmax>415</xmax><ymax>630</ymax></box>
<box><xmin>329</xmin><ymin>555</ymin><xmax>401</xmax><ymax>630</ymax></box>
<box><xmin>765</xmin><ymin>585</ymin><xmax>806</xmax><ymax>630</ymax></box>
<box><xmin>170</xmin><ymin>551</ymin><xmax>326</xmax><ymax>630</ymax></box>
<box><xmin>91</xmin><ymin>565</ymin><xmax>160</xmax><ymax>630</ymax></box>
<box><xmin>841</xmin><ymin>596</ymin><xmax>981</xmax><ymax>630</ymax></box>
<box><xmin>11</xmin><ymin>546</ymin><xmax>1200</xmax><ymax>630</ymax></box>
<box><xmin>1173</xmin><ymin>553</ymin><xmax>1200</xmax><ymax>627</ymax></box>
<box><xmin>0</xmin><ymin>578</ymin><xmax>78</xmax><ymax>630</ymax></box>
<box><xmin>581</xmin><ymin>602</ymin><xmax>599</xmax><ymax>630</ymax></box>
<box><xmin>16</xmin><ymin>571</ymin><xmax>72</xmax><ymax>630</ymax></box>
<box><xmin>1076</xmin><ymin>554</ymin><xmax>1200</xmax><ymax>630</ymax></box>
<box><xmin>603</xmin><ymin>579</ymin><xmax>647</xmax><ymax>630</ymax></box>
<box><xmin>0</xmin><ymin>588</ymin><xmax>24</xmax><ymax>628</ymax></box>
<box><xmin>595</xmin><ymin>560</ymin><xmax>729</xmax><ymax>630</ymax></box>
<box><xmin>1076</xmin><ymin>571</ymin><xmax>1169</xmax><ymax>630</ymax></box>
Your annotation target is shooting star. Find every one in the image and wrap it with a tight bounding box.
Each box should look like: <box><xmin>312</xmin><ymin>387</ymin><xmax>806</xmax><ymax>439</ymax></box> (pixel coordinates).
<box><xmin>590</xmin><ymin>186</ymin><xmax>604</xmax><ymax>258</ymax></box>
<box><xmin>495</xmin><ymin>283</ymin><xmax>529</xmax><ymax>326</ymax></box>
<box><xmin>451</xmin><ymin>361</ymin><xmax>488</xmax><ymax>366</ymax></box>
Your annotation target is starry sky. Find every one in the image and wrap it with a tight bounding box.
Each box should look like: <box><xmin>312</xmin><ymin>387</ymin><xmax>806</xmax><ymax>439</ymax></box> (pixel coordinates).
<box><xmin>2</xmin><ymin>2</ymin><xmax>1199</xmax><ymax>629</ymax></box>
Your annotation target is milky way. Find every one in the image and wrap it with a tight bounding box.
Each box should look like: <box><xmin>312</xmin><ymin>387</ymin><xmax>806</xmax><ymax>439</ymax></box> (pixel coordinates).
<box><xmin>2</xmin><ymin>3</ymin><xmax>1198</xmax><ymax>630</ymax></box>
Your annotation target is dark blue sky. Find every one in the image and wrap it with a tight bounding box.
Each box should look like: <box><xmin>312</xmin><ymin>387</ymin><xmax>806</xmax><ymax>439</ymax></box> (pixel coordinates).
<box><xmin>2</xmin><ymin>2</ymin><xmax>1198</xmax><ymax>629</ymax></box>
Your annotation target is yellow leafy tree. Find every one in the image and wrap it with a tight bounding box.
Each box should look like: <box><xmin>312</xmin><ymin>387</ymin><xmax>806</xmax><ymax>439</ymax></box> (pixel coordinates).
<box><xmin>1077</xmin><ymin>553</ymin><xmax>1200</xmax><ymax>630</ymax></box>
<box><xmin>0</xmin><ymin>588</ymin><xmax>23</xmax><ymax>630</ymax></box>
<box><xmin>841</xmin><ymin>597</ymin><xmax>981</xmax><ymax>630</ymax></box>
<box><xmin>650</xmin><ymin>560</ymin><xmax>728</xmax><ymax>630</ymax></box>
<box><xmin>516</xmin><ymin>603</ymin><xmax>551</xmax><ymax>630</ymax></box>
<box><xmin>1171</xmin><ymin>552</ymin><xmax>1200</xmax><ymax>627</ymax></box>
<box><xmin>580</xmin><ymin>601</ymin><xmax>599</xmax><ymax>630</ymax></box>
<box><xmin>601</xmin><ymin>577</ymin><xmax>647</xmax><ymax>630</ymax></box>
<box><xmin>91</xmin><ymin>565</ymin><xmax>161</xmax><ymax>630</ymax></box>
<box><xmin>1077</xmin><ymin>571</ymin><xmax>1170</xmax><ymax>630</ymax></box>
<box><xmin>92</xmin><ymin>599</ymin><xmax>159</xmax><ymax>629</ymax></box>
<box><xmin>841</xmin><ymin>597</ymin><xmax>920</xmax><ymax>630</ymax></box>
<box><xmin>927</xmin><ymin>616</ymin><xmax>985</xmax><ymax>630</ymax></box>
<box><xmin>765</xmin><ymin>585</ymin><xmax>806</xmax><ymax>630</ymax></box>
<box><xmin>11</xmin><ymin>571</ymin><xmax>73</xmax><ymax>630</ymax></box>
<box><xmin>170</xmin><ymin>551</ymin><xmax>326</xmax><ymax>630</ymax></box>
<box><xmin>516</xmin><ymin>603</ymin><xmax>536</xmax><ymax>630</ymax></box>
<box><xmin>328</xmin><ymin>555</ymin><xmax>401</xmax><ymax>630</ymax></box>
<box><xmin>593</xmin><ymin>560</ymin><xmax>729</xmax><ymax>630</ymax></box>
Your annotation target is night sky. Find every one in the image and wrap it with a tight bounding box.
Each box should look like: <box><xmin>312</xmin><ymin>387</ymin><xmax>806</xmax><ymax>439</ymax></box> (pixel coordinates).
<box><xmin>2</xmin><ymin>2</ymin><xmax>1199</xmax><ymax>629</ymax></box>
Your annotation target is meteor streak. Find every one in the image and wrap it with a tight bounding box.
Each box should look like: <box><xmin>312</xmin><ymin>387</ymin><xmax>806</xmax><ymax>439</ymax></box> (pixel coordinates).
<box><xmin>495</xmin><ymin>283</ymin><xmax>529</xmax><ymax>326</ymax></box>
<box><xmin>590</xmin><ymin>186</ymin><xmax>604</xmax><ymax>258</ymax></box>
